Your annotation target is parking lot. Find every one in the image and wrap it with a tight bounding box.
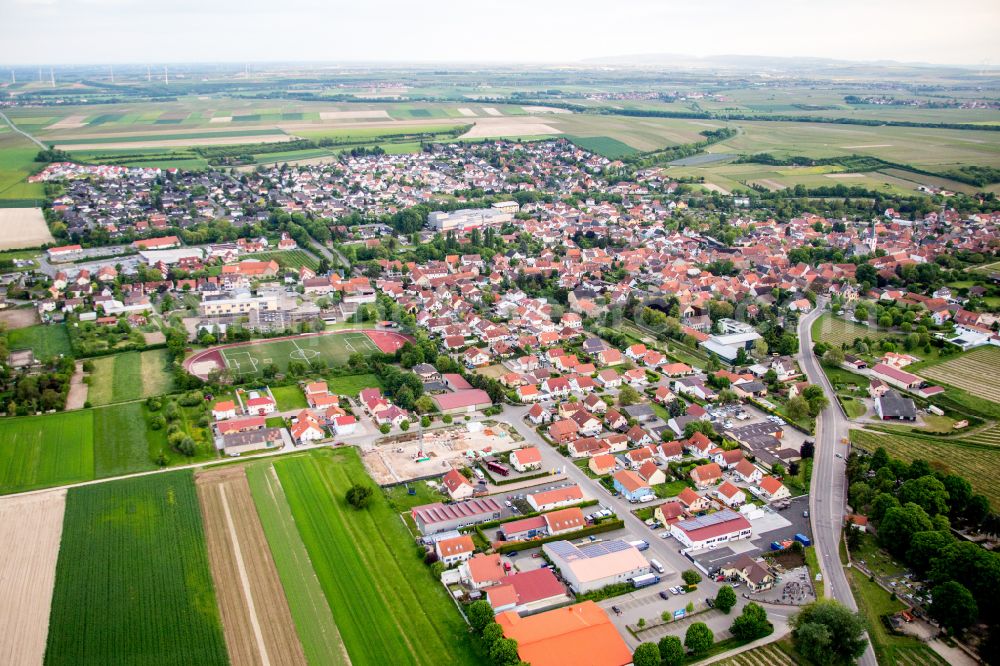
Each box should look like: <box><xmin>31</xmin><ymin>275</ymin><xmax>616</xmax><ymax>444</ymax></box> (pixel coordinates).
<box><xmin>684</xmin><ymin>495</ymin><xmax>813</xmax><ymax>573</ymax></box>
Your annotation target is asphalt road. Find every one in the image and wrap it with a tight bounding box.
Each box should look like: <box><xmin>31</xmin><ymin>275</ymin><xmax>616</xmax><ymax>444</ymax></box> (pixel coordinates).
<box><xmin>798</xmin><ymin>304</ymin><xmax>877</xmax><ymax>666</ymax></box>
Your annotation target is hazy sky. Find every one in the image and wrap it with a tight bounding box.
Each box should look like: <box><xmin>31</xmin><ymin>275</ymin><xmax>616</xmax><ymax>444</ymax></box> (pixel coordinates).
<box><xmin>1</xmin><ymin>0</ymin><xmax>998</xmax><ymax>66</ymax></box>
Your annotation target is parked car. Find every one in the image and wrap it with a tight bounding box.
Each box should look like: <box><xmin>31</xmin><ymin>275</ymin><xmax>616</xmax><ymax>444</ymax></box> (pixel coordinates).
<box><xmin>659</xmin><ymin>591</ymin><xmax>670</xmax><ymax>600</ymax></box>
<box><xmin>706</xmin><ymin>598</ymin><xmax>715</xmax><ymax>608</ymax></box>
<box><xmin>611</xmin><ymin>605</ymin><xmax>622</xmax><ymax>615</ymax></box>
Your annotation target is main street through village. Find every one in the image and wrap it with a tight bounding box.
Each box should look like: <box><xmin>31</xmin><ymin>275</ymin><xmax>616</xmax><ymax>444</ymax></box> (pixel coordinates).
<box><xmin>798</xmin><ymin>304</ymin><xmax>877</xmax><ymax>666</ymax></box>
<box><xmin>502</xmin><ymin>405</ymin><xmax>799</xmax><ymax>649</ymax></box>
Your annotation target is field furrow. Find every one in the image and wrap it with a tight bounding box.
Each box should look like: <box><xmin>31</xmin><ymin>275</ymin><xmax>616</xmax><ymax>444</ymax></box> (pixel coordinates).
<box><xmin>196</xmin><ymin>466</ymin><xmax>307</xmax><ymax>666</ymax></box>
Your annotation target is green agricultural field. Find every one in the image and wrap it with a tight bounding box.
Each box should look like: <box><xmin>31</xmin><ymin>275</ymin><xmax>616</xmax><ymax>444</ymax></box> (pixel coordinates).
<box><xmin>6</xmin><ymin>323</ymin><xmax>72</xmax><ymax>359</ymax></box>
<box><xmin>45</xmin><ymin>471</ymin><xmax>228</xmax><ymax>666</ymax></box>
<box><xmin>0</xmin><ymin>411</ymin><xmax>94</xmax><ymax>494</ymax></box>
<box><xmin>567</xmin><ymin>135</ymin><xmax>638</xmax><ymax>158</ymax></box>
<box><xmin>44</xmin><ymin>128</ymin><xmax>288</xmax><ymax>145</ymax></box>
<box><xmin>246</xmin><ymin>462</ymin><xmax>350</xmax><ymax>666</ymax></box>
<box><xmin>707</xmin><ymin>120</ymin><xmax>1000</xmax><ymax>170</ymax></box>
<box><xmin>851</xmin><ymin>429</ymin><xmax>1000</xmax><ymax>507</ymax></box>
<box><xmin>551</xmin><ymin>114</ymin><xmax>713</xmax><ymax>151</ymax></box>
<box><xmin>87</xmin><ymin>349</ymin><xmax>175</xmax><ymax>406</ymax></box>
<box><xmin>324</xmin><ymin>373</ymin><xmax>383</xmax><ymax>396</ymax></box>
<box><xmin>92</xmin><ymin>403</ymin><xmax>161</xmax><ymax>477</ymax></box>
<box><xmin>0</xmin><ymin>128</ymin><xmax>46</xmax><ymax>202</ymax></box>
<box><xmin>272</xmin><ymin>449</ymin><xmax>481</xmax><ymax>665</ymax></box>
<box><xmin>214</xmin><ymin>331</ymin><xmax>382</xmax><ymax>377</ymax></box>
<box><xmin>811</xmin><ymin>313</ymin><xmax>894</xmax><ymax>347</ymax></box>
<box><xmin>917</xmin><ymin>346</ymin><xmax>1000</xmax><ymax>404</ymax></box>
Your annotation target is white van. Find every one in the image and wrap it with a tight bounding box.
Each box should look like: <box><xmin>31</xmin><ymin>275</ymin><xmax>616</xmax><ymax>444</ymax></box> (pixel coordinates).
<box><xmin>649</xmin><ymin>559</ymin><xmax>665</xmax><ymax>574</ymax></box>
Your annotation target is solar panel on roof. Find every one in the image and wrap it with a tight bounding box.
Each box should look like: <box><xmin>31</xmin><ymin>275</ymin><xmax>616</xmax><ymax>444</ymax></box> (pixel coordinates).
<box><xmin>676</xmin><ymin>509</ymin><xmax>740</xmax><ymax>530</ymax></box>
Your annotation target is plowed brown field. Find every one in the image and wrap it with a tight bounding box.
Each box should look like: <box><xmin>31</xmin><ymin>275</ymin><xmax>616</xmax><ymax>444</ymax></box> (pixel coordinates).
<box><xmin>197</xmin><ymin>466</ymin><xmax>306</xmax><ymax>666</ymax></box>
<box><xmin>0</xmin><ymin>489</ymin><xmax>66</xmax><ymax>666</ymax></box>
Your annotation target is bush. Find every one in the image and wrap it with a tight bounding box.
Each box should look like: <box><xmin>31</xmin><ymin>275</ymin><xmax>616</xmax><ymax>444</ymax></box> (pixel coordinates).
<box><xmin>730</xmin><ymin>602</ymin><xmax>770</xmax><ymax>640</ymax></box>
<box><xmin>681</xmin><ymin>569</ymin><xmax>702</xmax><ymax>586</ymax></box>
<box><xmin>715</xmin><ymin>585</ymin><xmax>737</xmax><ymax>613</ymax></box>
<box><xmin>379</xmin><ymin>423</ymin><xmax>391</xmax><ymax>434</ymax></box>
<box><xmin>685</xmin><ymin>622</ymin><xmax>714</xmax><ymax>655</ymax></box>
<box><xmin>443</xmin><ymin>414</ymin><xmax>453</xmax><ymax>423</ymax></box>
<box><xmin>632</xmin><ymin>642</ymin><xmax>659</xmax><ymax>666</ymax></box>
<box><xmin>345</xmin><ymin>484</ymin><xmax>374</xmax><ymax>509</ymax></box>
<box><xmin>467</xmin><ymin>600</ymin><xmax>494</xmax><ymax>632</ymax></box>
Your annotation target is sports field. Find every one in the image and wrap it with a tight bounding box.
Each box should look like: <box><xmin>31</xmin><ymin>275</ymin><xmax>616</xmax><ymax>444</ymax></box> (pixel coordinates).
<box><xmin>185</xmin><ymin>329</ymin><xmax>408</xmax><ymax>379</ymax></box>
<box><xmin>917</xmin><ymin>346</ymin><xmax>1000</xmax><ymax>403</ymax></box>
<box><xmin>222</xmin><ymin>332</ymin><xmax>379</xmax><ymax>375</ymax></box>
<box><xmin>45</xmin><ymin>471</ymin><xmax>229</xmax><ymax>666</ymax></box>
<box><xmin>269</xmin><ymin>449</ymin><xmax>480</xmax><ymax>665</ymax></box>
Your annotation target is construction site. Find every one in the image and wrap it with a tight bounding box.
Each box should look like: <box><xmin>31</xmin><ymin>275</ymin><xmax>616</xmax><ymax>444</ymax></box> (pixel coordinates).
<box><xmin>360</xmin><ymin>421</ymin><xmax>522</xmax><ymax>485</ymax></box>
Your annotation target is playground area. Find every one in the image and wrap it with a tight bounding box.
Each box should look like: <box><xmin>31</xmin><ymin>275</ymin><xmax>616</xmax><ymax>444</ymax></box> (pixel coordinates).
<box><xmin>184</xmin><ymin>329</ymin><xmax>411</xmax><ymax>379</ymax></box>
<box><xmin>360</xmin><ymin>422</ymin><xmax>522</xmax><ymax>485</ymax></box>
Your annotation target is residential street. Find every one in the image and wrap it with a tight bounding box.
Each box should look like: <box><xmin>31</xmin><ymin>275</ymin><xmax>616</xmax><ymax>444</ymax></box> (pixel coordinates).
<box><xmin>797</xmin><ymin>304</ymin><xmax>877</xmax><ymax>666</ymax></box>
<box><xmin>502</xmin><ymin>405</ymin><xmax>798</xmax><ymax>647</ymax></box>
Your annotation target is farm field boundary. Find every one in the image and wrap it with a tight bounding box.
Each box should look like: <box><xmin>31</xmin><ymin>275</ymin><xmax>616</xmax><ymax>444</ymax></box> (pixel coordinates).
<box><xmin>273</xmin><ymin>449</ymin><xmax>480</xmax><ymax>665</ymax></box>
<box><xmin>0</xmin><ymin>489</ymin><xmax>65</xmax><ymax>666</ymax></box>
<box><xmin>851</xmin><ymin>429</ymin><xmax>1000</xmax><ymax>507</ymax></box>
<box><xmin>246</xmin><ymin>461</ymin><xmax>350</xmax><ymax>666</ymax></box>
<box><xmin>917</xmin><ymin>346</ymin><xmax>1000</xmax><ymax>403</ymax></box>
<box><xmin>196</xmin><ymin>466</ymin><xmax>307</xmax><ymax>666</ymax></box>
<box><xmin>45</xmin><ymin>471</ymin><xmax>229</xmax><ymax>666</ymax></box>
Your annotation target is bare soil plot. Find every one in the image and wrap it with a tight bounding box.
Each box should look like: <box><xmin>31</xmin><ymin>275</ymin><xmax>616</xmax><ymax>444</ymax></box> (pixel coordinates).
<box><xmin>521</xmin><ymin>105</ymin><xmax>571</xmax><ymax>114</ymax></box>
<box><xmin>197</xmin><ymin>466</ymin><xmax>307</xmax><ymax>666</ymax></box>
<box><xmin>0</xmin><ymin>208</ymin><xmax>55</xmax><ymax>250</ymax></box>
<box><xmin>826</xmin><ymin>173</ymin><xmax>866</xmax><ymax>178</ymax></box>
<box><xmin>361</xmin><ymin>422</ymin><xmax>522</xmax><ymax>484</ymax></box>
<box><xmin>701</xmin><ymin>183</ymin><xmax>731</xmax><ymax>195</ymax></box>
<box><xmin>210</xmin><ymin>116</ymin><xmax>233</xmax><ymax>123</ymax></box>
<box><xmin>482</xmin><ymin>107</ymin><xmax>503</xmax><ymax>116</ymax></box>
<box><xmin>319</xmin><ymin>110</ymin><xmax>390</xmax><ymax>120</ymax></box>
<box><xmin>461</xmin><ymin>117</ymin><xmax>561</xmax><ymax>138</ymax></box>
<box><xmin>0</xmin><ymin>489</ymin><xmax>66</xmax><ymax>666</ymax></box>
<box><xmin>45</xmin><ymin>114</ymin><xmax>88</xmax><ymax>130</ymax></box>
<box><xmin>0</xmin><ymin>307</ymin><xmax>39</xmax><ymax>329</ymax></box>
<box><xmin>456</xmin><ymin>108</ymin><xmax>477</xmax><ymax>117</ymax></box>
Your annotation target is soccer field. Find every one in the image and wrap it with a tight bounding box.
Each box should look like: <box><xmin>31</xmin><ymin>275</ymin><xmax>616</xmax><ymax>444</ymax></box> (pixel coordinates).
<box><xmin>186</xmin><ymin>328</ymin><xmax>410</xmax><ymax>381</ymax></box>
<box><xmin>220</xmin><ymin>332</ymin><xmax>381</xmax><ymax>376</ymax></box>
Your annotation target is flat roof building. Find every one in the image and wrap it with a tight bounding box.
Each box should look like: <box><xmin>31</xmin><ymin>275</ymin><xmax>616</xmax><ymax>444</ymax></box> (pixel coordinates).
<box><xmin>411</xmin><ymin>498</ymin><xmax>502</xmax><ymax>535</ymax></box>
<box><xmin>543</xmin><ymin>539</ymin><xmax>650</xmax><ymax>594</ymax></box>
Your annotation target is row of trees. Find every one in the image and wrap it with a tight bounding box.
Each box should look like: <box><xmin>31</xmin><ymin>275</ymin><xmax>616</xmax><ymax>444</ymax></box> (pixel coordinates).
<box><xmin>631</xmin><ymin>601</ymin><xmax>772</xmax><ymax>665</ymax></box>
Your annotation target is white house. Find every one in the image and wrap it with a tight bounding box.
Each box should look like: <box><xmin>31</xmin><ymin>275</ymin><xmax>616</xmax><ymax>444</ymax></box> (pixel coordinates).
<box><xmin>716</xmin><ymin>481</ymin><xmax>746</xmax><ymax>508</ymax></box>
<box><xmin>510</xmin><ymin>447</ymin><xmax>543</xmax><ymax>473</ymax></box>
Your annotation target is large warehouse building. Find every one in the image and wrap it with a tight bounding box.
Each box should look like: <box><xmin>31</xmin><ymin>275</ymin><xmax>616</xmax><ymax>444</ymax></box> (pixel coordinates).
<box><xmin>542</xmin><ymin>539</ymin><xmax>650</xmax><ymax>594</ymax></box>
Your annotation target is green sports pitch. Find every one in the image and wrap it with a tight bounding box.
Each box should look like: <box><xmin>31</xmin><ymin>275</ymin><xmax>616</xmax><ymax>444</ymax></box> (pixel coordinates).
<box><xmin>192</xmin><ymin>332</ymin><xmax>382</xmax><ymax>378</ymax></box>
<box><xmin>222</xmin><ymin>333</ymin><xmax>380</xmax><ymax>375</ymax></box>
